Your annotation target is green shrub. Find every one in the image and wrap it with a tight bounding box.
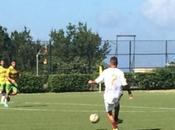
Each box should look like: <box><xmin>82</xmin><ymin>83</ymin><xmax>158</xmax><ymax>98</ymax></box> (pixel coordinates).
<box><xmin>126</xmin><ymin>67</ymin><xmax>175</xmax><ymax>90</ymax></box>
<box><xmin>17</xmin><ymin>67</ymin><xmax>175</xmax><ymax>93</ymax></box>
<box><xmin>17</xmin><ymin>73</ymin><xmax>48</xmax><ymax>93</ymax></box>
<box><xmin>48</xmin><ymin>74</ymin><xmax>92</xmax><ymax>92</ymax></box>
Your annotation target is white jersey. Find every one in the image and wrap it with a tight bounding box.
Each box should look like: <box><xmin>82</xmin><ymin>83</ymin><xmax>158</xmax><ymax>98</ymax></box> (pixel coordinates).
<box><xmin>95</xmin><ymin>68</ymin><xmax>127</xmax><ymax>104</ymax></box>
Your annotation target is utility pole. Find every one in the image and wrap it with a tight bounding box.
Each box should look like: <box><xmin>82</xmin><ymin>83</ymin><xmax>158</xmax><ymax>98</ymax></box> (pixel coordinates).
<box><xmin>48</xmin><ymin>41</ymin><xmax>52</xmax><ymax>74</ymax></box>
<box><xmin>36</xmin><ymin>50</ymin><xmax>41</xmax><ymax>76</ymax></box>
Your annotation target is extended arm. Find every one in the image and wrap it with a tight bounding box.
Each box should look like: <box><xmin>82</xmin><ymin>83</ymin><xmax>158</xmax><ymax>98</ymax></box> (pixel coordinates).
<box><xmin>121</xmin><ymin>72</ymin><xmax>133</xmax><ymax>99</ymax></box>
<box><xmin>88</xmin><ymin>71</ymin><xmax>105</xmax><ymax>85</ymax></box>
<box><xmin>88</xmin><ymin>80</ymin><xmax>97</xmax><ymax>84</ymax></box>
<box><xmin>123</xmin><ymin>84</ymin><xmax>133</xmax><ymax>99</ymax></box>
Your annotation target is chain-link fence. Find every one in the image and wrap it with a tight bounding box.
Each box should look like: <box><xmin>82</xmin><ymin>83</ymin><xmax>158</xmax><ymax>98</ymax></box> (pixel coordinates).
<box><xmin>37</xmin><ymin>40</ymin><xmax>175</xmax><ymax>75</ymax></box>
<box><xmin>102</xmin><ymin>40</ymin><xmax>175</xmax><ymax>72</ymax></box>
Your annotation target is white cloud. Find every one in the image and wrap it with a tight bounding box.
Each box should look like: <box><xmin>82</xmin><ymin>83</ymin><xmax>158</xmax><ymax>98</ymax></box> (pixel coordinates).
<box><xmin>142</xmin><ymin>0</ymin><xmax>175</xmax><ymax>26</ymax></box>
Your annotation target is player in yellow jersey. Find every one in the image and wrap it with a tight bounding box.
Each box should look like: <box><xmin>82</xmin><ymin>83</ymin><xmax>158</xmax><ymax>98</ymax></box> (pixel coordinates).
<box><xmin>0</xmin><ymin>59</ymin><xmax>8</xmax><ymax>107</ymax></box>
<box><xmin>6</xmin><ymin>60</ymin><xmax>18</xmax><ymax>98</ymax></box>
<box><xmin>3</xmin><ymin>60</ymin><xmax>18</xmax><ymax>107</ymax></box>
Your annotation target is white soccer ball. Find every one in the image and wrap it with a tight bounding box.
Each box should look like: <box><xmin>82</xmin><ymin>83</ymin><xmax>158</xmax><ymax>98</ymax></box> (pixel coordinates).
<box><xmin>89</xmin><ymin>113</ymin><xmax>100</xmax><ymax>123</ymax></box>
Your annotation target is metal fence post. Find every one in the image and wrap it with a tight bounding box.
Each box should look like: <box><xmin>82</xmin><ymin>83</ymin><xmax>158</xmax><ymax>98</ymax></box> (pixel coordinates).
<box><xmin>165</xmin><ymin>40</ymin><xmax>168</xmax><ymax>64</ymax></box>
<box><xmin>129</xmin><ymin>40</ymin><xmax>132</xmax><ymax>72</ymax></box>
<box><xmin>115</xmin><ymin>36</ymin><xmax>118</xmax><ymax>56</ymax></box>
<box><xmin>132</xmin><ymin>36</ymin><xmax>136</xmax><ymax>69</ymax></box>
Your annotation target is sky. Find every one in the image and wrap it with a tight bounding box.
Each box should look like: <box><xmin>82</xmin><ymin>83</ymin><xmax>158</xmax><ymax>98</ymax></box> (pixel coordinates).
<box><xmin>1</xmin><ymin>0</ymin><xmax>175</xmax><ymax>40</ymax></box>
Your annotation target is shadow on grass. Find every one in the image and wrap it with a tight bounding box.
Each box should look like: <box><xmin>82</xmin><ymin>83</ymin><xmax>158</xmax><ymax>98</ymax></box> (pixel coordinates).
<box><xmin>96</xmin><ymin>119</ymin><xmax>123</xmax><ymax>130</ymax></box>
<box><xmin>14</xmin><ymin>104</ymin><xmax>47</xmax><ymax>108</ymax></box>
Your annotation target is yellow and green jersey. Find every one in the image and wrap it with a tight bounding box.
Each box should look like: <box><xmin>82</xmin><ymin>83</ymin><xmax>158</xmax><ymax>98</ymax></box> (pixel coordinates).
<box><xmin>6</xmin><ymin>66</ymin><xmax>18</xmax><ymax>90</ymax></box>
<box><xmin>0</xmin><ymin>66</ymin><xmax>7</xmax><ymax>84</ymax></box>
<box><xmin>7</xmin><ymin>66</ymin><xmax>18</xmax><ymax>79</ymax></box>
<box><xmin>6</xmin><ymin>66</ymin><xmax>18</xmax><ymax>85</ymax></box>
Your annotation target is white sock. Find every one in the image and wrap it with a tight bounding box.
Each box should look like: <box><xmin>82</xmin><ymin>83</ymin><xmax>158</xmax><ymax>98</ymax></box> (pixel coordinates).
<box><xmin>3</xmin><ymin>98</ymin><xmax>8</xmax><ymax>107</ymax></box>
<box><xmin>4</xmin><ymin>98</ymin><xmax>7</xmax><ymax>104</ymax></box>
<box><xmin>1</xmin><ymin>95</ymin><xmax>5</xmax><ymax>103</ymax></box>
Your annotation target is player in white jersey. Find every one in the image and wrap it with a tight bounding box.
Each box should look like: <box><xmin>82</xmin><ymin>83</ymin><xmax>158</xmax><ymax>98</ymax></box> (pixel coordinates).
<box><xmin>88</xmin><ymin>56</ymin><xmax>130</xmax><ymax>130</ymax></box>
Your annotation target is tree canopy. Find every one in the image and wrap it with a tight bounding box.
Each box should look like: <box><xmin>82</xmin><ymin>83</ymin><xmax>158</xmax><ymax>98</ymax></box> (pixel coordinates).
<box><xmin>0</xmin><ymin>23</ymin><xmax>109</xmax><ymax>74</ymax></box>
<box><xmin>50</xmin><ymin>23</ymin><xmax>109</xmax><ymax>73</ymax></box>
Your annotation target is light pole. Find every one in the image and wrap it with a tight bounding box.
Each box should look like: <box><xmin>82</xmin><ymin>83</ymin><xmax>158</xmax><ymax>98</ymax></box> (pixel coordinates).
<box><xmin>36</xmin><ymin>50</ymin><xmax>41</xmax><ymax>76</ymax></box>
<box><xmin>48</xmin><ymin>41</ymin><xmax>52</xmax><ymax>74</ymax></box>
<box><xmin>36</xmin><ymin>42</ymin><xmax>49</xmax><ymax>76</ymax></box>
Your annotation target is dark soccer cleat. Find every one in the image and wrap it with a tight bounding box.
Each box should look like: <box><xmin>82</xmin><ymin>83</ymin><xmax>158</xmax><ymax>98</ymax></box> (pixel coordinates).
<box><xmin>7</xmin><ymin>96</ymin><xmax>10</xmax><ymax>102</ymax></box>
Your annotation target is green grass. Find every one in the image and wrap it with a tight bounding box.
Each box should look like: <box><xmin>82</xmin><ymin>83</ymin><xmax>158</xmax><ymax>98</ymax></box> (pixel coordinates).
<box><xmin>0</xmin><ymin>91</ymin><xmax>175</xmax><ymax>130</ymax></box>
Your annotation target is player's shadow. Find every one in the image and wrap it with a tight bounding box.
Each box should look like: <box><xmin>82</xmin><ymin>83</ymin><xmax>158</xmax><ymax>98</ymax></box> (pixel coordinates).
<box><xmin>96</xmin><ymin>119</ymin><xmax>123</xmax><ymax>130</ymax></box>
<box><xmin>14</xmin><ymin>104</ymin><xmax>47</xmax><ymax>108</ymax></box>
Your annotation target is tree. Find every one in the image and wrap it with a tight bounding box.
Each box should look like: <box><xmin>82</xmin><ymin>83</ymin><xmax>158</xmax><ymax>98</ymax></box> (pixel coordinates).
<box><xmin>50</xmin><ymin>22</ymin><xmax>109</xmax><ymax>73</ymax></box>
<box><xmin>0</xmin><ymin>25</ymin><xmax>13</xmax><ymax>66</ymax></box>
<box><xmin>11</xmin><ymin>27</ymin><xmax>41</xmax><ymax>71</ymax></box>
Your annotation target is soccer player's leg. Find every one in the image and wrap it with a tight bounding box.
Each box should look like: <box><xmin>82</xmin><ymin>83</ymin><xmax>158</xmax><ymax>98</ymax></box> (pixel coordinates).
<box><xmin>107</xmin><ymin>111</ymin><xmax>118</xmax><ymax>130</ymax></box>
<box><xmin>114</xmin><ymin>103</ymin><xmax>120</xmax><ymax>122</ymax></box>
<box><xmin>114</xmin><ymin>94</ymin><xmax>122</xmax><ymax>123</ymax></box>
<box><xmin>0</xmin><ymin>84</ymin><xmax>2</xmax><ymax>94</ymax></box>
<box><xmin>3</xmin><ymin>83</ymin><xmax>13</xmax><ymax>107</ymax></box>
<box><xmin>6</xmin><ymin>83</ymin><xmax>18</xmax><ymax>103</ymax></box>
<box><xmin>0</xmin><ymin>84</ymin><xmax>6</xmax><ymax>104</ymax></box>
<box><xmin>105</xmin><ymin>102</ymin><xmax>118</xmax><ymax>130</ymax></box>
<box><xmin>10</xmin><ymin>83</ymin><xmax>18</xmax><ymax>96</ymax></box>
<box><xmin>6</xmin><ymin>84</ymin><xmax>12</xmax><ymax>100</ymax></box>
<box><xmin>0</xmin><ymin>84</ymin><xmax>3</xmax><ymax>104</ymax></box>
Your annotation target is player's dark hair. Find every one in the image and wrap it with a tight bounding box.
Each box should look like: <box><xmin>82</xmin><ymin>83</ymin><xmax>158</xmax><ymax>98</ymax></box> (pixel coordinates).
<box><xmin>11</xmin><ymin>59</ymin><xmax>16</xmax><ymax>63</ymax></box>
<box><xmin>110</xmin><ymin>56</ymin><xmax>118</xmax><ymax>66</ymax></box>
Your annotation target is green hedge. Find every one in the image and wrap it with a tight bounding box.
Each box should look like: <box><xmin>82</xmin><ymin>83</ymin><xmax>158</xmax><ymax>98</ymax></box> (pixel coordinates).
<box><xmin>126</xmin><ymin>67</ymin><xmax>175</xmax><ymax>90</ymax></box>
<box><xmin>16</xmin><ymin>67</ymin><xmax>175</xmax><ymax>93</ymax></box>
<box><xmin>48</xmin><ymin>74</ymin><xmax>91</xmax><ymax>92</ymax></box>
<box><xmin>17</xmin><ymin>73</ymin><xmax>48</xmax><ymax>93</ymax></box>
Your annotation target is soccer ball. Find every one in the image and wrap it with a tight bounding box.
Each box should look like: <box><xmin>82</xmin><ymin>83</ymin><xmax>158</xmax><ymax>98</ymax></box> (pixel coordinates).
<box><xmin>89</xmin><ymin>113</ymin><xmax>100</xmax><ymax>123</ymax></box>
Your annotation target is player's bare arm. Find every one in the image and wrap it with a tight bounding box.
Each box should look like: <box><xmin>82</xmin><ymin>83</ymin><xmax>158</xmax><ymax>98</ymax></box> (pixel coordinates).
<box><xmin>122</xmin><ymin>84</ymin><xmax>133</xmax><ymax>99</ymax></box>
<box><xmin>88</xmin><ymin>80</ymin><xmax>97</xmax><ymax>84</ymax></box>
<box><xmin>8</xmin><ymin>78</ymin><xmax>16</xmax><ymax>84</ymax></box>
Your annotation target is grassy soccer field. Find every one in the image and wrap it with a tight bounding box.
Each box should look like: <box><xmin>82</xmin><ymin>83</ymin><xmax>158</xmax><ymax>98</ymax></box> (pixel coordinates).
<box><xmin>0</xmin><ymin>91</ymin><xmax>175</xmax><ymax>130</ymax></box>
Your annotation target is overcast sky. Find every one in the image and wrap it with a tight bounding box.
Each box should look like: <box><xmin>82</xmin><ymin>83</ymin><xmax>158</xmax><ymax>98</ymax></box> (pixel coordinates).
<box><xmin>1</xmin><ymin>0</ymin><xmax>175</xmax><ymax>40</ymax></box>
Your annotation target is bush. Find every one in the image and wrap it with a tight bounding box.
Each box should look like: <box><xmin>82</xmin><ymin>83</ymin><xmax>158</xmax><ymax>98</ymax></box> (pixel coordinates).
<box><xmin>17</xmin><ymin>73</ymin><xmax>48</xmax><ymax>93</ymax></box>
<box><xmin>17</xmin><ymin>67</ymin><xmax>175</xmax><ymax>93</ymax></box>
<box><xmin>126</xmin><ymin>67</ymin><xmax>175</xmax><ymax>90</ymax></box>
<box><xmin>48</xmin><ymin>74</ymin><xmax>92</xmax><ymax>92</ymax></box>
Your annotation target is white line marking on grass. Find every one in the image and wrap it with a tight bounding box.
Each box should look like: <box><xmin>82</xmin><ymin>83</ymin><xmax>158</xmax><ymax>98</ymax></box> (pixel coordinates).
<box><xmin>122</xmin><ymin>105</ymin><xmax>175</xmax><ymax>110</ymax></box>
<box><xmin>0</xmin><ymin>107</ymin><xmax>48</xmax><ymax>112</ymax></box>
<box><xmin>0</xmin><ymin>107</ymin><xmax>102</xmax><ymax>113</ymax></box>
<box><xmin>24</xmin><ymin>102</ymin><xmax>175</xmax><ymax>111</ymax></box>
<box><xmin>0</xmin><ymin>107</ymin><xmax>173</xmax><ymax>113</ymax></box>
<box><xmin>24</xmin><ymin>102</ymin><xmax>103</xmax><ymax>107</ymax></box>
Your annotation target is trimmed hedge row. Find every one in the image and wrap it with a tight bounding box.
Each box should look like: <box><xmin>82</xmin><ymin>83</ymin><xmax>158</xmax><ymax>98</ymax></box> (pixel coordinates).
<box><xmin>17</xmin><ymin>73</ymin><xmax>48</xmax><ymax>93</ymax></box>
<box><xmin>48</xmin><ymin>74</ymin><xmax>91</xmax><ymax>92</ymax></box>
<box><xmin>126</xmin><ymin>67</ymin><xmax>175</xmax><ymax>90</ymax></box>
<box><xmin>17</xmin><ymin>67</ymin><xmax>175</xmax><ymax>93</ymax></box>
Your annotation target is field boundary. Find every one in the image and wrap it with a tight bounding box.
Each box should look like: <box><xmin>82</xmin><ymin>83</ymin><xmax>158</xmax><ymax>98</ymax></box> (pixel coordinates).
<box><xmin>0</xmin><ymin>101</ymin><xmax>175</xmax><ymax>113</ymax></box>
<box><xmin>0</xmin><ymin>107</ymin><xmax>173</xmax><ymax>113</ymax></box>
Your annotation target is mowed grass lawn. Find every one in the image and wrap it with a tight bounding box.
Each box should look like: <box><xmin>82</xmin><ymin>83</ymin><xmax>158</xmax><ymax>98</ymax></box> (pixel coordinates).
<box><xmin>0</xmin><ymin>91</ymin><xmax>175</xmax><ymax>130</ymax></box>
